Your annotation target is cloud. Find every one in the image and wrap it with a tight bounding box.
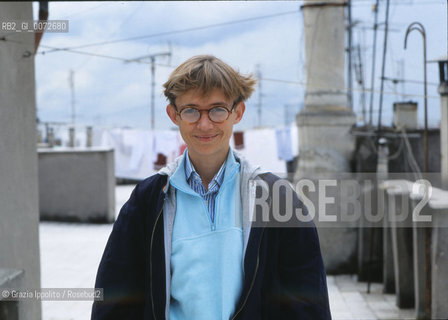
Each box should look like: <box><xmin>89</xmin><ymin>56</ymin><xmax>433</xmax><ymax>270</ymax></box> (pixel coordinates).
<box><xmin>34</xmin><ymin>1</ymin><xmax>446</xmax><ymax>130</ymax></box>
<box><xmin>35</xmin><ymin>2</ymin><xmax>304</xmax><ymax>129</ymax></box>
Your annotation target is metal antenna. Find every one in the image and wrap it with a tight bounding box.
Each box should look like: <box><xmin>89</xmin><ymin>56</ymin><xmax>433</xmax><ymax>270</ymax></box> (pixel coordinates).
<box><xmin>256</xmin><ymin>64</ymin><xmax>262</xmax><ymax>128</ymax></box>
<box><xmin>69</xmin><ymin>69</ymin><xmax>76</xmax><ymax>126</ymax></box>
<box><xmin>126</xmin><ymin>50</ymin><xmax>172</xmax><ymax>129</ymax></box>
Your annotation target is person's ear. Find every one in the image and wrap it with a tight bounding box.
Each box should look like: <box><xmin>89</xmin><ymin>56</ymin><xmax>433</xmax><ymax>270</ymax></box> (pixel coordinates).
<box><xmin>233</xmin><ymin>101</ymin><xmax>245</xmax><ymax>124</ymax></box>
<box><xmin>166</xmin><ymin>104</ymin><xmax>179</xmax><ymax>125</ymax></box>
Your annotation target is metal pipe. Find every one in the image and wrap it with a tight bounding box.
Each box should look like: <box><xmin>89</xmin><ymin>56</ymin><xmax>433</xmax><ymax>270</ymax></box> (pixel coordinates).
<box><xmin>404</xmin><ymin>22</ymin><xmax>428</xmax><ymax>172</ymax></box>
<box><xmin>368</xmin><ymin>0</ymin><xmax>380</xmax><ymax>126</ymax></box>
<box><xmin>377</xmin><ymin>0</ymin><xmax>390</xmax><ymax>133</ymax></box>
<box><xmin>404</xmin><ymin>21</ymin><xmax>430</xmax><ymax>319</ymax></box>
<box><xmin>347</xmin><ymin>0</ymin><xmax>353</xmax><ymax>110</ymax></box>
<box><xmin>357</xmin><ymin>44</ymin><xmax>367</xmax><ymax>123</ymax></box>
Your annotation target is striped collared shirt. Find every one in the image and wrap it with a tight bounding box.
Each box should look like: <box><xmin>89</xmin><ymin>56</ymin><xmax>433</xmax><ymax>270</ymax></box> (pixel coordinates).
<box><xmin>184</xmin><ymin>151</ymin><xmax>226</xmax><ymax>223</ymax></box>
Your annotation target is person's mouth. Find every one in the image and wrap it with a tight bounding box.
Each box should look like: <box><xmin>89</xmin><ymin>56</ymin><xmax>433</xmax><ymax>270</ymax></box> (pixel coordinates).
<box><xmin>195</xmin><ymin>134</ymin><xmax>219</xmax><ymax>142</ymax></box>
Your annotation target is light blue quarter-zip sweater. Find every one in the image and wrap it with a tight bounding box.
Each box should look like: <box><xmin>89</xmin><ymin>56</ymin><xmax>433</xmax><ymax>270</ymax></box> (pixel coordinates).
<box><xmin>168</xmin><ymin>149</ymin><xmax>244</xmax><ymax>320</ymax></box>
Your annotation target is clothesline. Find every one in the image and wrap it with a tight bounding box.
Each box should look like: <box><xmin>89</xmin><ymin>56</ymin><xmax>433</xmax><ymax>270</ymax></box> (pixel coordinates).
<box><xmin>57</xmin><ymin>126</ymin><xmax>300</xmax><ymax>180</ymax></box>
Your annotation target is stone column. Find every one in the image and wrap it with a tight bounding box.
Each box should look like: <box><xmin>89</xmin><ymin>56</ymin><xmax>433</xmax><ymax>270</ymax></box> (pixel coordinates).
<box><xmin>297</xmin><ymin>0</ymin><xmax>356</xmax><ymax>175</ymax></box>
<box><xmin>296</xmin><ymin>0</ymin><xmax>357</xmax><ymax>272</ymax></box>
<box><xmin>0</xmin><ymin>2</ymin><xmax>42</xmax><ymax>319</ymax></box>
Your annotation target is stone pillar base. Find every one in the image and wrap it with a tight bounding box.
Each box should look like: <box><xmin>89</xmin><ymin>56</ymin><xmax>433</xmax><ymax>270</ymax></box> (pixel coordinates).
<box><xmin>294</xmin><ymin>108</ymin><xmax>356</xmax><ymax>273</ymax></box>
<box><xmin>295</xmin><ymin>108</ymin><xmax>356</xmax><ymax>176</ymax></box>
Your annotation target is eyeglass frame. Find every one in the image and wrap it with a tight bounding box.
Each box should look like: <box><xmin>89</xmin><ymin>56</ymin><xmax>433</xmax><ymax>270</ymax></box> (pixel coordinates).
<box><xmin>172</xmin><ymin>101</ymin><xmax>238</xmax><ymax>124</ymax></box>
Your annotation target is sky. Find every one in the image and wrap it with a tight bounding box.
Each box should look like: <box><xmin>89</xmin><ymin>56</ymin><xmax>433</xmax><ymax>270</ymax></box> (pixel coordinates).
<box><xmin>31</xmin><ymin>1</ymin><xmax>447</xmax><ymax>131</ymax></box>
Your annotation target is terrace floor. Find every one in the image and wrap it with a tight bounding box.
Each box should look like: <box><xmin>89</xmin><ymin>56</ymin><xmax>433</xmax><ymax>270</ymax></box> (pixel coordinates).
<box><xmin>39</xmin><ymin>185</ymin><xmax>415</xmax><ymax>320</ymax></box>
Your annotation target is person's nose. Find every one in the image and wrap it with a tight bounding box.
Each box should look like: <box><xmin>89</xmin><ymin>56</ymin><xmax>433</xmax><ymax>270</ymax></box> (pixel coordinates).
<box><xmin>196</xmin><ymin>110</ymin><xmax>214</xmax><ymax>130</ymax></box>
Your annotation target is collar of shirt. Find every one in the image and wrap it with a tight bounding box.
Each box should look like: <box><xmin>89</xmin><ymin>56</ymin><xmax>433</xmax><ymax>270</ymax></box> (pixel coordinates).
<box><xmin>184</xmin><ymin>150</ymin><xmax>226</xmax><ymax>195</ymax></box>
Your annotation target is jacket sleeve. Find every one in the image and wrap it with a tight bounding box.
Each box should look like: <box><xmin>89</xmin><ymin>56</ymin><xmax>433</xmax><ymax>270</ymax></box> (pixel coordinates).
<box><xmin>274</xmin><ymin>195</ymin><xmax>332</xmax><ymax>320</ymax></box>
<box><xmin>91</xmin><ymin>185</ymin><xmax>146</xmax><ymax>320</ymax></box>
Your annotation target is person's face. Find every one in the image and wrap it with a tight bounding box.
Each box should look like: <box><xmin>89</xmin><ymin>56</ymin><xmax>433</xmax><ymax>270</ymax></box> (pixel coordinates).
<box><xmin>166</xmin><ymin>88</ymin><xmax>245</xmax><ymax>162</ymax></box>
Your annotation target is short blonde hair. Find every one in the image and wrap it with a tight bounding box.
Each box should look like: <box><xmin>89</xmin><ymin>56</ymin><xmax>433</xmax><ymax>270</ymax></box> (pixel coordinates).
<box><xmin>163</xmin><ymin>55</ymin><xmax>257</xmax><ymax>105</ymax></box>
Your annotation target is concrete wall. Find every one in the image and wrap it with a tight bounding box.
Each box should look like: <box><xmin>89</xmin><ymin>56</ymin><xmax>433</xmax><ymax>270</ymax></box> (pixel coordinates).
<box><xmin>0</xmin><ymin>2</ymin><xmax>42</xmax><ymax>319</ymax></box>
<box><xmin>38</xmin><ymin>149</ymin><xmax>115</xmax><ymax>223</ymax></box>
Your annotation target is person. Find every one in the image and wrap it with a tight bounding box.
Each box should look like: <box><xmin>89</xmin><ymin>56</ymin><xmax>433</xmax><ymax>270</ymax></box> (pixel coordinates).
<box><xmin>91</xmin><ymin>55</ymin><xmax>331</xmax><ymax>320</ymax></box>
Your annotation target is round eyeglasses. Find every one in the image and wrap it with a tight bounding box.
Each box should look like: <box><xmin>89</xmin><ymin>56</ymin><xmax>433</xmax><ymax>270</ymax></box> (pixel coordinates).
<box><xmin>174</xmin><ymin>103</ymin><xmax>236</xmax><ymax>124</ymax></box>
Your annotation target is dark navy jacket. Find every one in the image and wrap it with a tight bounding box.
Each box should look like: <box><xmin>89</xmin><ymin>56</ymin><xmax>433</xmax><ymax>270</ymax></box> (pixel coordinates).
<box><xmin>91</xmin><ymin>172</ymin><xmax>331</xmax><ymax>320</ymax></box>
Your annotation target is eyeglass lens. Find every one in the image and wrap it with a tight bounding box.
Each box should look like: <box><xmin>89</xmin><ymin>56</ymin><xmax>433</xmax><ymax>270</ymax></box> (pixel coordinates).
<box><xmin>180</xmin><ymin>106</ymin><xmax>230</xmax><ymax>123</ymax></box>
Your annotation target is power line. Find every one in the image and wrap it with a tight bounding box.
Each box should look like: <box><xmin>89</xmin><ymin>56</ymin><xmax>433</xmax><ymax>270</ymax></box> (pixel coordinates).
<box><xmin>39</xmin><ymin>10</ymin><xmax>299</xmax><ymax>54</ymax></box>
<box><xmin>61</xmin><ymin>3</ymin><xmax>109</xmax><ymax>20</ymax></box>
<box><xmin>382</xmin><ymin>76</ymin><xmax>439</xmax><ymax>87</ymax></box>
<box><xmin>0</xmin><ymin>39</ymin><xmax>439</xmax><ymax>100</ymax></box>
<box><xmin>72</xmin><ymin>2</ymin><xmax>145</xmax><ymax>72</ymax></box>
<box><xmin>261</xmin><ymin>77</ymin><xmax>439</xmax><ymax>99</ymax></box>
<box><xmin>3</xmin><ymin>9</ymin><xmax>299</xmax><ymax>64</ymax></box>
<box><xmin>36</xmin><ymin>42</ymin><xmax>170</xmax><ymax>67</ymax></box>
<box><xmin>39</xmin><ymin>46</ymin><xmax>156</xmax><ymax>65</ymax></box>
<box><xmin>351</xmin><ymin>0</ymin><xmax>443</xmax><ymax>7</ymax></box>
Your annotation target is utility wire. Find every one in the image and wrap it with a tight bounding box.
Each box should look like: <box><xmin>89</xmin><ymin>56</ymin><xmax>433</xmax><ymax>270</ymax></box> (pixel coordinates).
<box><xmin>382</xmin><ymin>76</ymin><xmax>439</xmax><ymax>86</ymax></box>
<box><xmin>61</xmin><ymin>3</ymin><xmax>109</xmax><ymax>20</ymax></box>
<box><xmin>261</xmin><ymin>77</ymin><xmax>439</xmax><ymax>99</ymax></box>
<box><xmin>15</xmin><ymin>39</ymin><xmax>172</xmax><ymax>67</ymax></box>
<box><xmin>1</xmin><ymin>41</ymin><xmax>439</xmax><ymax>101</ymax></box>
<box><xmin>38</xmin><ymin>45</ymin><xmax>157</xmax><ymax>65</ymax></box>
<box><xmin>3</xmin><ymin>35</ymin><xmax>439</xmax><ymax>100</ymax></box>
<box><xmin>351</xmin><ymin>0</ymin><xmax>443</xmax><ymax>7</ymax></box>
<box><xmin>73</xmin><ymin>2</ymin><xmax>145</xmax><ymax>72</ymax></box>
<box><xmin>39</xmin><ymin>10</ymin><xmax>299</xmax><ymax>54</ymax></box>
